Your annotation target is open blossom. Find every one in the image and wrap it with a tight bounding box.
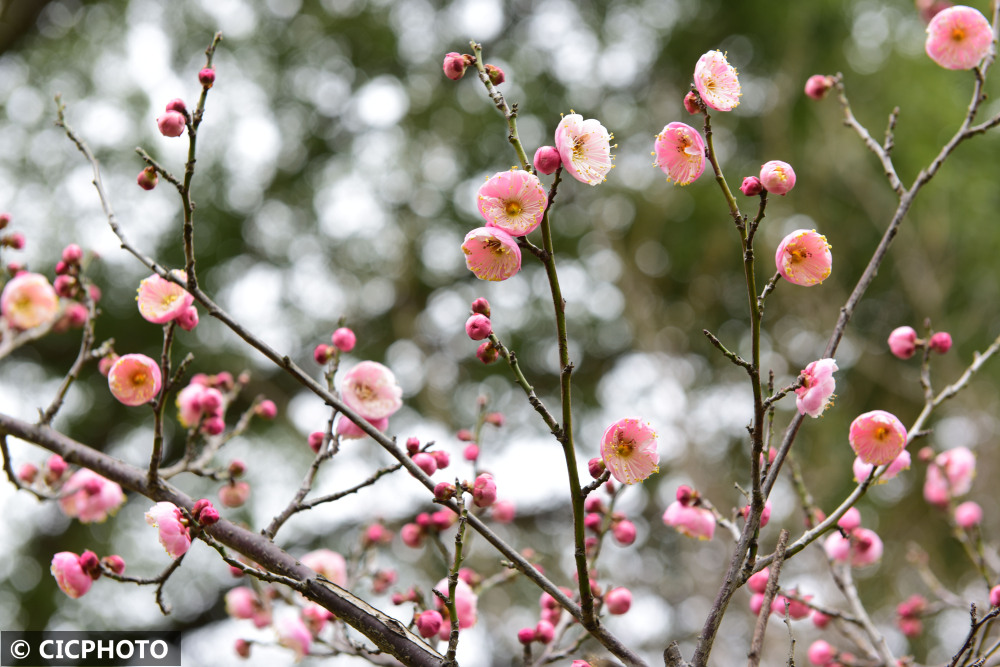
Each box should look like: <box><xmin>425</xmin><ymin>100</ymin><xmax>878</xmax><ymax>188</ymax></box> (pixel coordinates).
<box><xmin>1</xmin><ymin>272</ymin><xmax>59</xmax><ymax>329</ymax></box>
<box><xmin>145</xmin><ymin>502</ymin><xmax>191</xmax><ymax>559</ymax></box>
<box><xmin>554</xmin><ymin>113</ymin><xmax>614</xmax><ymax>185</ymax></box>
<box><xmin>276</xmin><ymin>615</ymin><xmax>312</xmax><ymax>659</ymax></box>
<box><xmin>462</xmin><ymin>227</ymin><xmax>522</xmax><ymax>281</ymax></box>
<box><xmin>853</xmin><ymin>449</ymin><xmax>911</xmax><ymax>483</ymax></box>
<box><xmin>924</xmin><ymin>446</ymin><xmax>976</xmax><ymax>506</ymax></box>
<box><xmin>759</xmin><ymin>160</ymin><xmax>796</xmax><ymax>195</ymax></box>
<box><xmin>849</xmin><ymin>410</ymin><xmax>907</xmax><ymax>466</ymax></box>
<box><xmin>653</xmin><ymin>122</ymin><xmax>706</xmax><ymax>185</ymax></box>
<box><xmin>51</xmin><ymin>552</ymin><xmax>93</xmax><ymax>598</ymax></box>
<box><xmin>694</xmin><ymin>50</ymin><xmax>742</xmax><ymax>112</ymax></box>
<box><xmin>775</xmin><ymin>229</ymin><xmax>832</xmax><ymax>286</ymax></box>
<box><xmin>600</xmin><ymin>418</ymin><xmax>659</xmax><ymax>485</ymax></box>
<box><xmin>925</xmin><ymin>5</ymin><xmax>992</xmax><ymax>70</ymax></box>
<box><xmin>796</xmin><ymin>358</ymin><xmax>837</xmax><ymax>417</ymax></box>
<box><xmin>58</xmin><ymin>469</ymin><xmax>126</xmax><ymax>523</ymax></box>
<box><xmin>663</xmin><ymin>501</ymin><xmax>715</xmax><ymax>540</ymax></box>
<box><xmin>300</xmin><ymin>549</ymin><xmax>347</xmax><ymax>586</ymax></box>
<box><xmin>340</xmin><ymin>361</ymin><xmax>402</xmax><ymax>420</ymax></box>
<box><xmin>476</xmin><ymin>170</ymin><xmax>548</xmax><ymax>236</ymax></box>
<box><xmin>136</xmin><ymin>271</ymin><xmax>194</xmax><ymax>324</ymax></box>
<box><xmin>108</xmin><ymin>353</ymin><xmax>162</xmax><ymax>406</ymax></box>
<box><xmin>434</xmin><ymin>577</ymin><xmax>478</xmax><ymax>629</ymax></box>
<box><xmin>335</xmin><ymin>415</ymin><xmax>389</xmax><ymax>440</ymax></box>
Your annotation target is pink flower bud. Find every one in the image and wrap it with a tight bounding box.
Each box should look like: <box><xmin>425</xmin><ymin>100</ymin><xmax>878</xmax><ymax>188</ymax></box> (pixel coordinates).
<box><xmin>605</xmin><ymin>587</ymin><xmax>631</xmax><ymax>615</ymax></box>
<box><xmin>219</xmin><ymin>481</ymin><xmax>250</xmax><ymax>508</ymax></box>
<box><xmin>683</xmin><ymin>91</ymin><xmax>701</xmax><ymax>114</ymax></box>
<box><xmin>64</xmin><ymin>303</ymin><xmax>88</xmax><ymax>328</ymax></box>
<box><xmin>46</xmin><ymin>454</ymin><xmax>67</xmax><ymax>481</ymax></box>
<box><xmin>331</xmin><ymin>327</ymin><xmax>356</xmax><ymax>352</ymax></box>
<box><xmin>102</xmin><ymin>555</ymin><xmax>126</xmax><ymax>575</ymax></box>
<box><xmin>812</xmin><ymin>611</ymin><xmax>831</xmax><ymax>629</ymax></box>
<box><xmin>198</xmin><ymin>505</ymin><xmax>220</xmax><ymax>525</ymax></box>
<box><xmin>313</xmin><ymin>344</ymin><xmax>333</xmax><ymax>364</ymax></box>
<box><xmin>234</xmin><ymin>639</ymin><xmax>250</xmax><ymax>659</ymax></box>
<box><xmin>308</xmin><ymin>432</ymin><xmax>325</xmax><ymax>453</ymax></box>
<box><xmin>416</xmin><ymin>610</ymin><xmax>444</xmax><ymax>638</ymax></box>
<box><xmin>434</xmin><ymin>481</ymin><xmax>456</xmax><ymax>500</ymax></box>
<box><xmin>53</xmin><ymin>275</ymin><xmax>76</xmax><ymax>298</ymax></box>
<box><xmin>584</xmin><ymin>512</ymin><xmax>603</xmax><ymax>533</ymax></box>
<box><xmin>612</xmin><ymin>519</ymin><xmax>636</xmax><ymax>545</ymax></box>
<box><xmin>0</xmin><ymin>213</ymin><xmax>8</xmax><ymax>229</ymax></box>
<box><xmin>888</xmin><ymin>326</ymin><xmax>919</xmax><ymax>359</ymax></box>
<box><xmin>588</xmin><ymin>457</ymin><xmax>605</xmax><ymax>479</ymax></box>
<box><xmin>412</xmin><ymin>452</ymin><xmax>438</xmax><ymax>476</ymax></box>
<box><xmin>533</xmin><ymin>146</ymin><xmax>562</xmax><ymax>175</ymax></box>
<box><xmin>400</xmin><ymin>523</ymin><xmax>424</xmax><ymax>548</ymax></box>
<box><xmin>463</xmin><ymin>443</ymin><xmax>480</xmax><ymax>461</ymax></box>
<box><xmin>485</xmin><ymin>64</ymin><xmax>505</xmax><ymax>85</ymax></box>
<box><xmin>203</xmin><ymin>416</ymin><xmax>226</xmax><ymax>436</ymax></box>
<box><xmin>157</xmin><ymin>110</ymin><xmax>186</xmax><ymax>137</ymax></box>
<box><xmin>432</xmin><ymin>450</ymin><xmax>450</xmax><ymax>470</ymax></box>
<box><xmin>465</xmin><ymin>314</ymin><xmax>492</xmax><ymax>340</ymax></box>
<box><xmin>739</xmin><ymin>176</ymin><xmax>763</xmax><ymax>196</ymax></box>
<box><xmin>176</xmin><ymin>305</ymin><xmax>199</xmax><ymax>331</ymax></box>
<box><xmin>929</xmin><ymin>331</ymin><xmax>952</xmax><ymax>354</ymax></box>
<box><xmin>837</xmin><ymin>507</ymin><xmax>862</xmax><ymax>532</ymax></box>
<box><xmin>61</xmin><ymin>244</ymin><xmax>83</xmax><ymax>264</ymax></box>
<box><xmin>990</xmin><ymin>585</ymin><xmax>1000</xmax><ymax>607</ymax></box>
<box><xmin>808</xmin><ymin>639</ymin><xmax>836</xmax><ymax>666</ymax></box>
<box><xmin>51</xmin><ymin>552</ymin><xmax>93</xmax><ymax>598</ymax></box>
<box><xmin>584</xmin><ymin>495</ymin><xmax>604</xmax><ymax>513</ymax></box>
<box><xmin>491</xmin><ymin>499</ymin><xmax>516</xmax><ymax>523</ymax></box>
<box><xmin>470</xmin><ymin>297</ymin><xmax>491</xmax><ymax>317</ymax></box>
<box><xmin>18</xmin><ymin>462</ymin><xmax>38</xmax><ymax>484</ymax></box>
<box><xmin>199</xmin><ymin>67</ymin><xmax>216</xmax><ymax>88</ymax></box>
<box><xmin>476</xmin><ymin>340</ymin><xmax>499</xmax><ymax>364</ymax></box>
<box><xmin>517</xmin><ymin>627</ymin><xmax>535</xmax><ymax>644</ymax></box>
<box><xmin>747</xmin><ymin>568</ymin><xmax>769</xmax><ymax>594</ymax></box>
<box><xmin>165</xmin><ymin>98</ymin><xmax>187</xmax><ymax>114</ymax></box>
<box><xmin>431</xmin><ymin>509</ymin><xmax>457</xmax><ymax>531</ymax></box>
<box><xmin>534</xmin><ymin>619</ymin><xmax>555</xmax><ymax>644</ymax></box>
<box><xmin>442</xmin><ymin>52</ymin><xmax>467</xmax><ymax>80</ymax></box>
<box><xmin>749</xmin><ymin>592</ymin><xmax>765</xmax><ymax>614</ymax></box>
<box><xmin>79</xmin><ymin>550</ymin><xmax>101</xmax><ymax>578</ymax></box>
<box><xmin>804</xmin><ymin>75</ymin><xmax>834</xmax><ymax>100</ymax></box>
<box><xmin>255</xmin><ymin>399</ymin><xmax>277</xmax><ymax>420</ymax></box>
<box><xmin>759</xmin><ymin>160</ymin><xmax>796</xmax><ymax>195</ymax></box>
<box><xmin>3</xmin><ymin>232</ymin><xmax>25</xmax><ymax>249</ymax></box>
<box><xmin>472</xmin><ymin>473</ymin><xmax>497</xmax><ymax>508</ymax></box>
<box><xmin>955</xmin><ymin>501</ymin><xmax>983</xmax><ymax>528</ymax></box>
<box><xmin>406</xmin><ymin>437</ymin><xmax>421</xmax><ymax>454</ymax></box>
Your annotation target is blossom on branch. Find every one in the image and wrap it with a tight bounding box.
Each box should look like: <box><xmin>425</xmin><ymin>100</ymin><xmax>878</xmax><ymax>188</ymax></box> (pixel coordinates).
<box><xmin>108</xmin><ymin>353</ymin><xmax>162</xmax><ymax>406</ymax></box>
<box><xmin>795</xmin><ymin>358</ymin><xmax>837</xmax><ymax>418</ymax></box>
<box><xmin>340</xmin><ymin>361</ymin><xmax>402</xmax><ymax>420</ymax></box>
<box><xmin>57</xmin><ymin>468</ymin><xmax>126</xmax><ymax>523</ymax></box>
<box><xmin>693</xmin><ymin>50</ymin><xmax>741</xmax><ymax>112</ymax></box>
<box><xmin>0</xmin><ymin>272</ymin><xmax>59</xmax><ymax>329</ymax></box>
<box><xmin>853</xmin><ymin>449</ymin><xmax>910</xmax><ymax>483</ymax></box>
<box><xmin>653</xmin><ymin>122</ymin><xmax>706</xmax><ymax>185</ymax></box>
<box><xmin>849</xmin><ymin>410</ymin><xmax>907</xmax><ymax>466</ymax></box>
<box><xmin>477</xmin><ymin>169</ymin><xmax>548</xmax><ymax>236</ymax></box>
<box><xmin>50</xmin><ymin>552</ymin><xmax>93</xmax><ymax>599</ymax></box>
<box><xmin>599</xmin><ymin>417</ymin><xmax>659</xmax><ymax>485</ymax></box>
<box><xmin>925</xmin><ymin>5</ymin><xmax>992</xmax><ymax>70</ymax></box>
<box><xmin>136</xmin><ymin>271</ymin><xmax>194</xmax><ymax>324</ymax></box>
<box><xmin>145</xmin><ymin>502</ymin><xmax>191</xmax><ymax>559</ymax></box>
<box><xmin>774</xmin><ymin>229</ymin><xmax>832</xmax><ymax>287</ymax></box>
<box><xmin>554</xmin><ymin>113</ymin><xmax>614</xmax><ymax>185</ymax></box>
<box><xmin>462</xmin><ymin>227</ymin><xmax>522</xmax><ymax>281</ymax></box>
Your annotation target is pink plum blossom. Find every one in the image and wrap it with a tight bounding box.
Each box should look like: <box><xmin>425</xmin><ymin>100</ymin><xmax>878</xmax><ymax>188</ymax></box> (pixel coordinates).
<box><xmin>157</xmin><ymin>110</ymin><xmax>186</xmax><ymax>137</ymax></box>
<box><xmin>199</xmin><ymin>67</ymin><xmax>216</xmax><ymax>87</ymax></box>
<box><xmin>612</xmin><ymin>519</ymin><xmax>636</xmax><ymax>545</ymax></box>
<box><xmin>990</xmin><ymin>585</ymin><xmax>1000</xmax><ymax>607</ymax></box>
<box><xmin>276</xmin><ymin>615</ymin><xmax>312</xmax><ymax>659</ymax></box>
<box><xmin>759</xmin><ymin>160</ymin><xmax>797</xmax><ymax>195</ymax></box>
<box><xmin>462</xmin><ymin>227</ymin><xmax>522</xmax><ymax>281</ymax></box>
<box><xmin>929</xmin><ymin>331</ymin><xmax>953</xmax><ymax>353</ymax></box>
<box><xmin>771</xmin><ymin>590</ymin><xmax>812</xmax><ymax>619</ymax></box>
<box><xmin>416</xmin><ymin>610</ymin><xmax>443</xmax><ymax>638</ymax></box>
<box><xmin>925</xmin><ymin>446</ymin><xmax>976</xmax><ymax>505</ymax></box>
<box><xmin>694</xmin><ymin>50</ymin><xmax>742</xmax><ymax>112</ymax></box>
<box><xmin>837</xmin><ymin>507</ymin><xmax>863</xmax><ymax>532</ymax></box>
<box><xmin>533</xmin><ymin>146</ymin><xmax>561</xmax><ymax>175</ymax></box>
<box><xmin>335</xmin><ymin>415</ymin><xmax>389</xmax><ymax>439</ymax></box>
<box><xmin>775</xmin><ymin>229</ymin><xmax>832</xmax><ymax>286</ymax></box>
<box><xmin>804</xmin><ymin>75</ymin><xmax>834</xmax><ymax>100</ymax></box>
<box><xmin>300</xmin><ymin>549</ymin><xmax>347</xmax><ymax>586</ymax></box>
<box><xmin>145</xmin><ymin>502</ymin><xmax>191</xmax><ymax>559</ymax></box>
<box><xmin>1</xmin><ymin>272</ymin><xmax>59</xmax><ymax>329</ymax></box>
<box><xmin>662</xmin><ymin>501</ymin><xmax>715</xmax><ymax>540</ymax></box>
<box><xmin>226</xmin><ymin>586</ymin><xmax>267</xmax><ymax>624</ymax></box>
<box><xmin>108</xmin><ymin>353</ymin><xmax>162</xmax><ymax>406</ymax></box>
<box><xmin>476</xmin><ymin>170</ymin><xmax>548</xmax><ymax>236</ymax></box>
<box><xmin>340</xmin><ymin>361</ymin><xmax>402</xmax><ymax>420</ymax></box>
<box><xmin>465</xmin><ymin>314</ymin><xmax>492</xmax><ymax>340</ymax></box>
<box><xmin>472</xmin><ymin>473</ymin><xmax>498</xmax><ymax>508</ymax></box>
<box><xmin>795</xmin><ymin>358</ymin><xmax>837</xmax><ymax>417</ymax></box>
<box><xmin>955</xmin><ymin>500</ymin><xmax>983</xmax><ymax>528</ymax></box>
<box><xmin>176</xmin><ymin>306</ymin><xmax>199</xmax><ymax>331</ymax></box>
<box><xmin>888</xmin><ymin>326</ymin><xmax>919</xmax><ymax>358</ymax></box>
<box><xmin>491</xmin><ymin>499</ymin><xmax>516</xmax><ymax>523</ymax></box>
<box><xmin>219</xmin><ymin>481</ymin><xmax>250</xmax><ymax>507</ymax></box>
<box><xmin>600</xmin><ymin>417</ymin><xmax>659</xmax><ymax>485</ymax></box>
<box><xmin>434</xmin><ymin>577</ymin><xmax>478</xmax><ymax>629</ymax></box>
<box><xmin>605</xmin><ymin>587</ymin><xmax>632</xmax><ymax>614</ymax></box>
<box><xmin>136</xmin><ymin>271</ymin><xmax>194</xmax><ymax>324</ymax></box>
<box><xmin>850</xmin><ymin>410</ymin><xmax>907</xmax><ymax>466</ymax></box>
<box><xmin>747</xmin><ymin>568</ymin><xmax>769</xmax><ymax>594</ymax></box>
<box><xmin>554</xmin><ymin>113</ymin><xmax>614</xmax><ymax>185</ymax></box>
<box><xmin>57</xmin><ymin>469</ymin><xmax>126</xmax><ymax>523</ymax></box>
<box><xmin>853</xmin><ymin>449</ymin><xmax>911</xmax><ymax>483</ymax></box>
<box><xmin>331</xmin><ymin>327</ymin><xmax>356</xmax><ymax>351</ymax></box>
<box><xmin>442</xmin><ymin>52</ymin><xmax>467</xmax><ymax>80</ymax></box>
<box><xmin>176</xmin><ymin>383</ymin><xmax>225</xmax><ymax>428</ymax></box>
<box><xmin>824</xmin><ymin>527</ymin><xmax>883</xmax><ymax>567</ymax></box>
<box><xmin>740</xmin><ymin>176</ymin><xmax>763</xmax><ymax>196</ymax></box>
<box><xmin>51</xmin><ymin>552</ymin><xmax>93</xmax><ymax>598</ymax></box>
<box><xmin>925</xmin><ymin>5</ymin><xmax>993</xmax><ymax>70</ymax></box>
<box><xmin>653</xmin><ymin>122</ymin><xmax>706</xmax><ymax>185</ymax></box>
<box><xmin>808</xmin><ymin>640</ymin><xmax>836</xmax><ymax>666</ymax></box>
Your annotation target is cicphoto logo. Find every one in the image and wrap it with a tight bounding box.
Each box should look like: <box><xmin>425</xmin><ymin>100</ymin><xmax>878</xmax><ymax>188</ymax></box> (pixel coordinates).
<box><xmin>1</xmin><ymin>631</ymin><xmax>180</xmax><ymax>666</ymax></box>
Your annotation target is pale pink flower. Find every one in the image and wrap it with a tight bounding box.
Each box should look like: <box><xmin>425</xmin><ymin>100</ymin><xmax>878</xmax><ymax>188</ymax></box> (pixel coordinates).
<box><xmin>58</xmin><ymin>469</ymin><xmax>126</xmax><ymax>523</ymax></box>
<box><xmin>219</xmin><ymin>480</ymin><xmax>251</xmax><ymax>508</ymax></box>
<box><xmin>434</xmin><ymin>577</ymin><xmax>478</xmax><ymax>629</ymax></box>
<box><xmin>225</xmin><ymin>586</ymin><xmax>263</xmax><ymax>621</ymax></box>
<box><xmin>605</xmin><ymin>587</ymin><xmax>632</xmax><ymax>615</ymax></box>
<box><xmin>955</xmin><ymin>500</ymin><xmax>983</xmax><ymax>528</ymax></box>
<box><xmin>795</xmin><ymin>358</ymin><xmax>837</xmax><ymax>417</ymax></box>
<box><xmin>694</xmin><ymin>50</ymin><xmax>742</xmax><ymax>112</ymax></box>
<box><xmin>340</xmin><ymin>360</ymin><xmax>402</xmax><ymax>420</ymax></box>
<box><xmin>491</xmin><ymin>499</ymin><xmax>516</xmax><ymax>523</ymax></box>
<box><xmin>477</xmin><ymin>170</ymin><xmax>548</xmax><ymax>236</ymax></box>
<box><xmin>300</xmin><ymin>549</ymin><xmax>347</xmax><ymax>586</ymax></box>
<box><xmin>600</xmin><ymin>417</ymin><xmax>659</xmax><ymax>485</ymax></box>
<box><xmin>662</xmin><ymin>501</ymin><xmax>715</xmax><ymax>540</ymax></box>
<box><xmin>759</xmin><ymin>160</ymin><xmax>796</xmax><ymax>195</ymax></box>
<box><xmin>108</xmin><ymin>353</ymin><xmax>162</xmax><ymax>406</ymax></box>
<box><xmin>472</xmin><ymin>472</ymin><xmax>498</xmax><ymax>508</ymax></box>
<box><xmin>808</xmin><ymin>640</ymin><xmax>836</xmax><ymax>666</ymax></box>
<box><xmin>653</xmin><ymin>122</ymin><xmax>706</xmax><ymax>185</ymax></box>
<box><xmin>1</xmin><ymin>272</ymin><xmax>59</xmax><ymax>329</ymax></box>
<box><xmin>824</xmin><ymin>527</ymin><xmax>883</xmax><ymax>567</ymax></box>
<box><xmin>888</xmin><ymin>325</ymin><xmax>919</xmax><ymax>358</ymax></box>
<box><xmin>136</xmin><ymin>271</ymin><xmax>194</xmax><ymax>324</ymax></box>
<box><xmin>462</xmin><ymin>227</ymin><xmax>522</xmax><ymax>281</ymax></box>
<box><xmin>335</xmin><ymin>415</ymin><xmax>389</xmax><ymax>439</ymax></box>
<box><xmin>51</xmin><ymin>552</ymin><xmax>93</xmax><ymax>598</ymax></box>
<box><xmin>176</xmin><ymin>383</ymin><xmax>224</xmax><ymax>428</ymax></box>
<box><xmin>145</xmin><ymin>501</ymin><xmax>191</xmax><ymax>559</ymax></box>
<box><xmin>925</xmin><ymin>446</ymin><xmax>976</xmax><ymax>505</ymax></box>
<box><xmin>849</xmin><ymin>410</ymin><xmax>907</xmax><ymax>466</ymax></box>
<box><xmin>276</xmin><ymin>615</ymin><xmax>312</xmax><ymax>659</ymax></box>
<box><xmin>554</xmin><ymin>113</ymin><xmax>614</xmax><ymax>185</ymax></box>
<box><xmin>853</xmin><ymin>449</ymin><xmax>911</xmax><ymax>483</ymax></box>
<box><xmin>925</xmin><ymin>5</ymin><xmax>993</xmax><ymax>70</ymax></box>
<box><xmin>775</xmin><ymin>229</ymin><xmax>832</xmax><ymax>286</ymax></box>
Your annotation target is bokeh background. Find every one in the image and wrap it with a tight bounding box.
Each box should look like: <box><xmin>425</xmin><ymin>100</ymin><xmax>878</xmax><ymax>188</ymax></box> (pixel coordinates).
<box><xmin>1</xmin><ymin>0</ymin><xmax>999</xmax><ymax>664</ymax></box>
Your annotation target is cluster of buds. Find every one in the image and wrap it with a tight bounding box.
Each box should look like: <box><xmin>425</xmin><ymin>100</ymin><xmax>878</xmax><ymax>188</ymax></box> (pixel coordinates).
<box><xmin>406</xmin><ymin>436</ymin><xmax>450</xmax><ymax>477</ymax></box>
<box><xmin>662</xmin><ymin>485</ymin><xmax>716</xmax><ymax>541</ymax></box>
<box><xmin>895</xmin><ymin>593</ymin><xmax>928</xmax><ymax>638</ymax></box>
<box><xmin>50</xmin><ymin>550</ymin><xmax>126</xmax><ymax>598</ymax></box>
<box><xmin>582</xmin><ymin>494</ymin><xmax>637</xmax><ymax>549</ymax></box>
<box><xmin>747</xmin><ymin>568</ymin><xmax>816</xmax><ymax>622</ymax></box>
<box><xmin>442</xmin><ymin>53</ymin><xmax>504</xmax><ymax>85</ymax></box>
<box><xmin>400</xmin><ymin>508</ymin><xmax>459</xmax><ymax>548</ymax></box>
<box><xmin>823</xmin><ymin>507</ymin><xmax>883</xmax><ymax>567</ymax></box>
<box><xmin>361</xmin><ymin>522</ymin><xmax>394</xmax><ymax>549</ymax></box>
<box><xmin>0</xmin><ymin>213</ymin><xmax>26</xmax><ymax>264</ymax></box>
<box><xmin>887</xmin><ymin>324</ymin><xmax>952</xmax><ymax>359</ymax></box>
<box><xmin>314</xmin><ymin>325</ymin><xmax>356</xmax><ymax>364</ymax></box>
<box><xmin>156</xmin><ymin>97</ymin><xmax>189</xmax><ymax>138</ymax></box>
<box><xmin>921</xmin><ymin>445</ymin><xmax>976</xmax><ymax>507</ymax></box>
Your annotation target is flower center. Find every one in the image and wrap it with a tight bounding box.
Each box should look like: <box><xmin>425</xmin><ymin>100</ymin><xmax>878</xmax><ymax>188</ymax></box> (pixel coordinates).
<box><xmin>951</xmin><ymin>27</ymin><xmax>966</xmax><ymax>42</ymax></box>
<box><xmin>504</xmin><ymin>201</ymin><xmax>522</xmax><ymax>217</ymax></box>
<box><xmin>485</xmin><ymin>238</ymin><xmax>508</xmax><ymax>255</ymax></box>
<box><xmin>615</xmin><ymin>433</ymin><xmax>635</xmax><ymax>457</ymax></box>
<box><xmin>789</xmin><ymin>247</ymin><xmax>810</xmax><ymax>263</ymax></box>
<box><xmin>356</xmin><ymin>382</ymin><xmax>376</xmax><ymax>401</ymax></box>
<box><xmin>874</xmin><ymin>426</ymin><xmax>889</xmax><ymax>440</ymax></box>
<box><xmin>132</xmin><ymin>372</ymin><xmax>147</xmax><ymax>386</ymax></box>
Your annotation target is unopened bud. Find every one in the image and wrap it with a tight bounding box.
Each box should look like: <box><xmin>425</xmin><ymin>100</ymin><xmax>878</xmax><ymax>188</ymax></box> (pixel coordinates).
<box><xmin>470</xmin><ymin>297</ymin><xmax>491</xmax><ymax>317</ymax></box>
<box><xmin>199</xmin><ymin>68</ymin><xmax>216</xmax><ymax>88</ymax></box>
<box><xmin>156</xmin><ymin>111</ymin><xmax>186</xmax><ymax>138</ymax></box>
<box><xmin>929</xmin><ymin>331</ymin><xmax>952</xmax><ymax>354</ymax></box>
<box><xmin>533</xmin><ymin>146</ymin><xmax>561</xmax><ymax>175</ymax></box>
<box><xmin>442</xmin><ymin>52</ymin><xmax>467</xmax><ymax>80</ymax></box>
<box><xmin>739</xmin><ymin>176</ymin><xmax>763</xmax><ymax>196</ymax></box>
<box><xmin>683</xmin><ymin>91</ymin><xmax>701</xmax><ymax>114</ymax></box>
<box><xmin>804</xmin><ymin>74</ymin><xmax>834</xmax><ymax>100</ymax></box>
<box><xmin>485</xmin><ymin>64</ymin><xmax>505</xmax><ymax>86</ymax></box>
<box><xmin>476</xmin><ymin>340</ymin><xmax>499</xmax><ymax>364</ymax></box>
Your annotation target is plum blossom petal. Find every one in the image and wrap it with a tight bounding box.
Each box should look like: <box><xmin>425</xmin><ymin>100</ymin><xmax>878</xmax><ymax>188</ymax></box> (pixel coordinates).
<box><xmin>662</xmin><ymin>501</ymin><xmax>715</xmax><ymax>540</ymax></box>
<box><xmin>51</xmin><ymin>552</ymin><xmax>93</xmax><ymax>598</ymax></box>
<box><xmin>340</xmin><ymin>361</ymin><xmax>402</xmax><ymax>420</ymax></box>
<box><xmin>653</xmin><ymin>122</ymin><xmax>706</xmax><ymax>185</ymax></box>
<box><xmin>145</xmin><ymin>502</ymin><xmax>191</xmax><ymax>559</ymax></box>
<box><xmin>58</xmin><ymin>469</ymin><xmax>126</xmax><ymax>523</ymax></box>
<box><xmin>853</xmin><ymin>449</ymin><xmax>911</xmax><ymax>484</ymax></box>
<box><xmin>775</xmin><ymin>229</ymin><xmax>832</xmax><ymax>286</ymax></box>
